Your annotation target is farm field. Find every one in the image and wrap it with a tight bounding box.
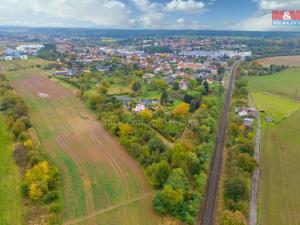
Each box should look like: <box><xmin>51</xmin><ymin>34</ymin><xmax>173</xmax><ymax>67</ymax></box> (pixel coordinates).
<box><xmin>4</xmin><ymin>66</ymin><xmax>163</xmax><ymax>225</ymax></box>
<box><xmin>255</xmin><ymin>55</ymin><xmax>300</xmax><ymax>67</ymax></box>
<box><xmin>247</xmin><ymin>66</ymin><xmax>300</xmax><ymax>225</ymax></box>
<box><xmin>0</xmin><ymin>115</ymin><xmax>23</xmax><ymax>225</ymax></box>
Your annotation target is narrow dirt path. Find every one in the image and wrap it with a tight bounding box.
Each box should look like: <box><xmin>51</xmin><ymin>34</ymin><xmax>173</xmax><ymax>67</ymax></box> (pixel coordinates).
<box><xmin>249</xmin><ymin>106</ymin><xmax>261</xmax><ymax>225</ymax></box>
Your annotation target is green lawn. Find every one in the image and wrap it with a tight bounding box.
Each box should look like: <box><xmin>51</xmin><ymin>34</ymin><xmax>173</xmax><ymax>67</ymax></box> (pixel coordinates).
<box><xmin>247</xmin><ymin>68</ymin><xmax>300</xmax><ymax>101</ymax></box>
<box><xmin>260</xmin><ymin>109</ymin><xmax>300</xmax><ymax>225</ymax></box>
<box><xmin>248</xmin><ymin>68</ymin><xmax>300</xmax><ymax>225</ymax></box>
<box><xmin>251</xmin><ymin>92</ymin><xmax>300</xmax><ymax>126</ymax></box>
<box><xmin>0</xmin><ymin>115</ymin><xmax>23</xmax><ymax>225</ymax></box>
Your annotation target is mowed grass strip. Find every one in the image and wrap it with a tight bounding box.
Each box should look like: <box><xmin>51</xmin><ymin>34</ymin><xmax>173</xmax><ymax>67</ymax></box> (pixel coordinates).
<box><xmin>0</xmin><ymin>115</ymin><xmax>23</xmax><ymax>225</ymax></box>
<box><xmin>247</xmin><ymin>68</ymin><xmax>300</xmax><ymax>101</ymax></box>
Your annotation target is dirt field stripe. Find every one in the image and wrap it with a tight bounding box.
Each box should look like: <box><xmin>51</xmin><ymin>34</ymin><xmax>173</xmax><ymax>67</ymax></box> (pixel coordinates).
<box><xmin>89</xmin><ymin>130</ymin><xmax>131</xmax><ymax>198</ymax></box>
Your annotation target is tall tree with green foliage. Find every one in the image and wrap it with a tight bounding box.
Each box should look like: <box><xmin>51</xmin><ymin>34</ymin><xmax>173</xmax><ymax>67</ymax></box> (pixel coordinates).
<box><xmin>160</xmin><ymin>89</ymin><xmax>170</xmax><ymax>105</ymax></box>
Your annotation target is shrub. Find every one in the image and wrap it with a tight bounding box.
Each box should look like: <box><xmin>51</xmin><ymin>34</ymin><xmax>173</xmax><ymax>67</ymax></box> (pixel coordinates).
<box><xmin>224</xmin><ymin>175</ymin><xmax>249</xmax><ymax>202</ymax></box>
<box><xmin>49</xmin><ymin>203</ymin><xmax>62</xmax><ymax>214</ymax></box>
<box><xmin>220</xmin><ymin>210</ymin><xmax>247</xmax><ymax>225</ymax></box>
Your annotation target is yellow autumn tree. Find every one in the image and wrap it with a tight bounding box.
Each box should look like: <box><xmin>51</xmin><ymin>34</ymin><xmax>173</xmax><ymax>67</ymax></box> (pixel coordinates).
<box><xmin>24</xmin><ymin>161</ymin><xmax>51</xmax><ymax>201</ymax></box>
<box><xmin>24</xmin><ymin>139</ymin><xmax>34</xmax><ymax>150</ymax></box>
<box><xmin>119</xmin><ymin>123</ymin><xmax>133</xmax><ymax>137</ymax></box>
<box><xmin>29</xmin><ymin>183</ymin><xmax>43</xmax><ymax>201</ymax></box>
<box><xmin>172</xmin><ymin>103</ymin><xmax>189</xmax><ymax>117</ymax></box>
<box><xmin>139</xmin><ymin>109</ymin><xmax>153</xmax><ymax>121</ymax></box>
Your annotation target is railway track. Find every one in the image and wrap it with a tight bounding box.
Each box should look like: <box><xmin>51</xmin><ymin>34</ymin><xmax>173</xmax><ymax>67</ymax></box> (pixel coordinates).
<box><xmin>198</xmin><ymin>63</ymin><xmax>238</xmax><ymax>225</ymax></box>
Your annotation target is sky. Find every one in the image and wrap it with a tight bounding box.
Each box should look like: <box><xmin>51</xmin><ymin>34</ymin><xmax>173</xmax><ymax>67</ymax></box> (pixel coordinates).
<box><xmin>0</xmin><ymin>0</ymin><xmax>299</xmax><ymax>31</ymax></box>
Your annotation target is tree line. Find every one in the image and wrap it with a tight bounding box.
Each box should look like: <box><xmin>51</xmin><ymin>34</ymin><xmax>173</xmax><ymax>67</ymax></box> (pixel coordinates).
<box><xmin>217</xmin><ymin>66</ymin><xmax>257</xmax><ymax>225</ymax></box>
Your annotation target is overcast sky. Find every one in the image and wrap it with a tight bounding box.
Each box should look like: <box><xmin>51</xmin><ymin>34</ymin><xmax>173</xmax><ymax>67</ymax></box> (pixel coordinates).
<box><xmin>0</xmin><ymin>0</ymin><xmax>299</xmax><ymax>31</ymax></box>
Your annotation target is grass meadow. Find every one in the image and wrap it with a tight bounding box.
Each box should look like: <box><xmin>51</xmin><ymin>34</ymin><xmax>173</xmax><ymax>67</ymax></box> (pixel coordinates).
<box><xmin>247</xmin><ymin>66</ymin><xmax>300</xmax><ymax>225</ymax></box>
<box><xmin>0</xmin><ymin>115</ymin><xmax>23</xmax><ymax>225</ymax></box>
<box><xmin>0</xmin><ymin>58</ymin><xmax>51</xmax><ymax>72</ymax></box>
<box><xmin>247</xmin><ymin>68</ymin><xmax>300</xmax><ymax>101</ymax></box>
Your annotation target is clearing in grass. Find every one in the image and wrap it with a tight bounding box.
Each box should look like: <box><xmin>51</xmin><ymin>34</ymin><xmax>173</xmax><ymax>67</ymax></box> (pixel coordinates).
<box><xmin>0</xmin><ymin>115</ymin><xmax>23</xmax><ymax>225</ymax></box>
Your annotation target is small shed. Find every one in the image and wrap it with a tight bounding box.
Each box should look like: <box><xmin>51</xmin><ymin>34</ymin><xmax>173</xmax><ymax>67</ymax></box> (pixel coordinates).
<box><xmin>243</xmin><ymin>118</ymin><xmax>254</xmax><ymax>128</ymax></box>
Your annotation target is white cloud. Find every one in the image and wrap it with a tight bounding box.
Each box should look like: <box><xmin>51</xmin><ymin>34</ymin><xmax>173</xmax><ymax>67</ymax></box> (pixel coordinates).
<box><xmin>0</xmin><ymin>0</ymin><xmax>134</xmax><ymax>27</ymax></box>
<box><xmin>230</xmin><ymin>0</ymin><xmax>300</xmax><ymax>31</ymax></box>
<box><xmin>228</xmin><ymin>12</ymin><xmax>299</xmax><ymax>31</ymax></box>
<box><xmin>172</xmin><ymin>18</ymin><xmax>206</xmax><ymax>29</ymax></box>
<box><xmin>130</xmin><ymin>0</ymin><xmax>161</xmax><ymax>12</ymax></box>
<box><xmin>235</xmin><ymin>13</ymin><xmax>274</xmax><ymax>31</ymax></box>
<box><xmin>0</xmin><ymin>0</ymin><xmax>209</xmax><ymax>29</ymax></box>
<box><xmin>165</xmin><ymin>0</ymin><xmax>205</xmax><ymax>13</ymax></box>
<box><xmin>140</xmin><ymin>12</ymin><xmax>166</xmax><ymax>28</ymax></box>
<box><xmin>254</xmin><ymin>0</ymin><xmax>300</xmax><ymax>10</ymax></box>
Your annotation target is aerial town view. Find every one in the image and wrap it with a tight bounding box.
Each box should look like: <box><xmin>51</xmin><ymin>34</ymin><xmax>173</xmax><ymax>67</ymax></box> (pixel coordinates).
<box><xmin>0</xmin><ymin>1</ymin><xmax>300</xmax><ymax>225</ymax></box>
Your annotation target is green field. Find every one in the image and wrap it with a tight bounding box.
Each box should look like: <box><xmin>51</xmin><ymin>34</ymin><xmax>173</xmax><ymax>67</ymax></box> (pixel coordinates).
<box><xmin>0</xmin><ymin>58</ymin><xmax>51</xmax><ymax>72</ymax></box>
<box><xmin>3</xmin><ymin>63</ymin><xmax>163</xmax><ymax>225</ymax></box>
<box><xmin>248</xmin><ymin>67</ymin><xmax>300</xmax><ymax>225</ymax></box>
<box><xmin>0</xmin><ymin>115</ymin><xmax>23</xmax><ymax>225</ymax></box>
<box><xmin>247</xmin><ymin>68</ymin><xmax>300</xmax><ymax>101</ymax></box>
<box><xmin>260</xmin><ymin>109</ymin><xmax>300</xmax><ymax>225</ymax></box>
<box><xmin>250</xmin><ymin>92</ymin><xmax>300</xmax><ymax>126</ymax></box>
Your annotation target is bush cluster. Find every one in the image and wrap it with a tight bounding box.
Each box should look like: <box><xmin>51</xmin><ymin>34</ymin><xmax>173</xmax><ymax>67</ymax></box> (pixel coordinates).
<box><xmin>219</xmin><ymin>70</ymin><xmax>256</xmax><ymax>224</ymax></box>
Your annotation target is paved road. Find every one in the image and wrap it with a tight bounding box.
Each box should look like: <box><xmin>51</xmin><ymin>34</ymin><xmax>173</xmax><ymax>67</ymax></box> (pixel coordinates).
<box><xmin>249</xmin><ymin>102</ymin><xmax>261</xmax><ymax>225</ymax></box>
<box><xmin>198</xmin><ymin>63</ymin><xmax>238</xmax><ymax>225</ymax></box>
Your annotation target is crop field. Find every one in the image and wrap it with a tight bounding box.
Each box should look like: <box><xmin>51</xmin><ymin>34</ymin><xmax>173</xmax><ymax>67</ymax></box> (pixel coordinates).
<box><xmin>0</xmin><ymin>115</ymin><xmax>23</xmax><ymax>225</ymax></box>
<box><xmin>248</xmin><ymin>67</ymin><xmax>300</xmax><ymax>225</ymax></box>
<box><xmin>5</xmin><ymin>67</ymin><xmax>163</xmax><ymax>225</ymax></box>
<box><xmin>256</xmin><ymin>55</ymin><xmax>300</xmax><ymax>67</ymax></box>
